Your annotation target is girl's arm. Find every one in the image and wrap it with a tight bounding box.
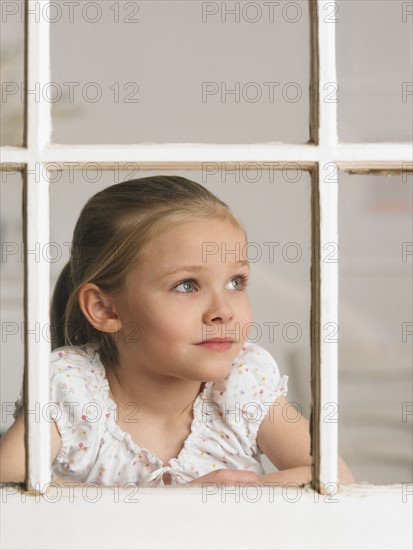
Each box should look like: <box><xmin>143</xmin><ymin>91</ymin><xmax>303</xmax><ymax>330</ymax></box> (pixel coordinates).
<box><xmin>0</xmin><ymin>411</ymin><xmax>101</xmax><ymax>489</ymax></box>
<box><xmin>256</xmin><ymin>396</ymin><xmax>356</xmax><ymax>485</ymax></box>
<box><xmin>0</xmin><ymin>407</ymin><xmax>62</xmax><ymax>483</ymax></box>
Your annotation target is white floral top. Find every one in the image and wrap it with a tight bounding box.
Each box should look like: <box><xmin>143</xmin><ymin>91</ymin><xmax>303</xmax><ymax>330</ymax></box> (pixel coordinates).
<box><xmin>13</xmin><ymin>341</ymin><xmax>288</xmax><ymax>487</ymax></box>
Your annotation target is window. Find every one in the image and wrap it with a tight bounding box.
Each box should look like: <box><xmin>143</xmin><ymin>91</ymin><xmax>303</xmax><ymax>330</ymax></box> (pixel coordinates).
<box><xmin>1</xmin><ymin>1</ymin><xmax>412</xmax><ymax>548</ymax></box>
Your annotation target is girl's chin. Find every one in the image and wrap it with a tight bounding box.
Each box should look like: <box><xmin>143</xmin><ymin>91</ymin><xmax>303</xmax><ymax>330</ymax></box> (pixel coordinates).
<box><xmin>198</xmin><ymin>361</ymin><xmax>235</xmax><ymax>381</ymax></box>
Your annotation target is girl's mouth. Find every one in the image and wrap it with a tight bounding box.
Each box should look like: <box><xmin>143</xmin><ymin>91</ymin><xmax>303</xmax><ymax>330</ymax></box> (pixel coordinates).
<box><xmin>195</xmin><ymin>339</ymin><xmax>234</xmax><ymax>351</ymax></box>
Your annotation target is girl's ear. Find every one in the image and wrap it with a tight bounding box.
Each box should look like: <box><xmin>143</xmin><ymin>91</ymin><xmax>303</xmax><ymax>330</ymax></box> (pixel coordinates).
<box><xmin>77</xmin><ymin>283</ymin><xmax>124</xmax><ymax>334</ymax></box>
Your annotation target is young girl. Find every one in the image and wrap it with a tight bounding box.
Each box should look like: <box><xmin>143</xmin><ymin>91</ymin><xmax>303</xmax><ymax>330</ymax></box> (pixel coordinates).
<box><xmin>1</xmin><ymin>175</ymin><xmax>355</xmax><ymax>488</ymax></box>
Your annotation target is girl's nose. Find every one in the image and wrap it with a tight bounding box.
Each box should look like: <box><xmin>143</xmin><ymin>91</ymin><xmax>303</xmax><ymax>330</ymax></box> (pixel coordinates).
<box><xmin>202</xmin><ymin>292</ymin><xmax>234</xmax><ymax>325</ymax></box>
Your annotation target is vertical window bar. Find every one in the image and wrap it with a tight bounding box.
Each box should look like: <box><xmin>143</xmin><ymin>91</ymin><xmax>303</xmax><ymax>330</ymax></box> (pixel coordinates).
<box><xmin>23</xmin><ymin>0</ymin><xmax>52</xmax><ymax>492</ymax></box>
<box><xmin>24</xmin><ymin>0</ymin><xmax>52</xmax><ymax>148</ymax></box>
<box><xmin>310</xmin><ymin>0</ymin><xmax>339</xmax><ymax>495</ymax></box>
<box><xmin>309</xmin><ymin>0</ymin><xmax>319</xmax><ymax>145</ymax></box>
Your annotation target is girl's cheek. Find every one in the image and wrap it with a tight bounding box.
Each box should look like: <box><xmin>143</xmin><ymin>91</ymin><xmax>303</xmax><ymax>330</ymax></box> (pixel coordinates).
<box><xmin>242</xmin><ymin>301</ymin><xmax>253</xmax><ymax>323</ymax></box>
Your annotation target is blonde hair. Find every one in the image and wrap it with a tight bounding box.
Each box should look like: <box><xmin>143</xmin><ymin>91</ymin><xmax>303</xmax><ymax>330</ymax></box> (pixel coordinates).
<box><xmin>50</xmin><ymin>175</ymin><xmax>247</xmax><ymax>369</ymax></box>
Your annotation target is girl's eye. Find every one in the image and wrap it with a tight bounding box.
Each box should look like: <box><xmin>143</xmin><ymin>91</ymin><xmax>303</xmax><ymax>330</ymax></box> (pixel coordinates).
<box><xmin>174</xmin><ymin>280</ymin><xmax>197</xmax><ymax>293</ymax></box>
<box><xmin>173</xmin><ymin>275</ymin><xmax>249</xmax><ymax>294</ymax></box>
<box><xmin>227</xmin><ymin>275</ymin><xmax>249</xmax><ymax>290</ymax></box>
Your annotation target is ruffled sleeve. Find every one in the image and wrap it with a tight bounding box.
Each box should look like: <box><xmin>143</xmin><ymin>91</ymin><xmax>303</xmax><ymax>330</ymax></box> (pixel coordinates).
<box><xmin>48</xmin><ymin>346</ymin><xmax>109</xmax><ymax>478</ymax></box>
<box><xmin>210</xmin><ymin>341</ymin><xmax>288</xmax><ymax>457</ymax></box>
<box><xmin>12</xmin><ymin>386</ymin><xmax>23</xmax><ymax>420</ymax></box>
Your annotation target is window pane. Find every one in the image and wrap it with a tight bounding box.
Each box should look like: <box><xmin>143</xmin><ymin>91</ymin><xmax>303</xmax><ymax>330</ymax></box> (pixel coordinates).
<box><xmin>50</xmin><ymin>168</ymin><xmax>312</xmax><ymax>475</ymax></box>
<box><xmin>337</xmin><ymin>0</ymin><xmax>413</xmax><ymax>142</ymax></box>
<box><xmin>50</xmin><ymin>0</ymin><xmax>310</xmax><ymax>144</ymax></box>
<box><xmin>338</xmin><ymin>173</ymin><xmax>413</xmax><ymax>484</ymax></box>
<box><xmin>0</xmin><ymin>0</ymin><xmax>25</xmax><ymax>146</ymax></box>
<box><xmin>1</xmin><ymin>170</ymin><xmax>24</xmax><ymax>436</ymax></box>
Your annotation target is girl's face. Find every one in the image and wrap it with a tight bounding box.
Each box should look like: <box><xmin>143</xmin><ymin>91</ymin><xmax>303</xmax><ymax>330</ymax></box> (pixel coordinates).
<box><xmin>115</xmin><ymin>218</ymin><xmax>253</xmax><ymax>382</ymax></box>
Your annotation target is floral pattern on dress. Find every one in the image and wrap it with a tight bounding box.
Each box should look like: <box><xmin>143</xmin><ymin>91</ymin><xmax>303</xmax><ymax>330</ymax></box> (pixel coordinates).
<box><xmin>12</xmin><ymin>341</ymin><xmax>288</xmax><ymax>487</ymax></box>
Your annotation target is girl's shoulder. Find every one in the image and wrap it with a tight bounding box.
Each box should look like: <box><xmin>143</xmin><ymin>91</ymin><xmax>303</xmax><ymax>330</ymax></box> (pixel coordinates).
<box><xmin>48</xmin><ymin>344</ymin><xmax>112</xmax><ymax>478</ymax></box>
<box><xmin>207</xmin><ymin>341</ymin><xmax>289</xmax><ymax>456</ymax></box>
<box><xmin>12</xmin><ymin>343</ymin><xmax>106</xmax><ymax>422</ymax></box>
<box><xmin>49</xmin><ymin>343</ymin><xmax>109</xmax><ymax>409</ymax></box>
<box><xmin>50</xmin><ymin>343</ymin><xmax>105</xmax><ymax>381</ymax></box>
<box><xmin>51</xmin><ymin>342</ymin><xmax>100</xmax><ymax>367</ymax></box>
<box><xmin>211</xmin><ymin>340</ymin><xmax>288</xmax><ymax>403</ymax></box>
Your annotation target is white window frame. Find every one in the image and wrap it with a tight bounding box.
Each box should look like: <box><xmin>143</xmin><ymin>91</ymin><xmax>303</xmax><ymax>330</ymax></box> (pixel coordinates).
<box><xmin>1</xmin><ymin>1</ymin><xmax>412</xmax><ymax>548</ymax></box>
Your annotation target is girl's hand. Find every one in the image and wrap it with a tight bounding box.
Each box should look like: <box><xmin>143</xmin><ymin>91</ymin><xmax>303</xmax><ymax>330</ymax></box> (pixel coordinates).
<box><xmin>183</xmin><ymin>468</ymin><xmax>259</xmax><ymax>487</ymax></box>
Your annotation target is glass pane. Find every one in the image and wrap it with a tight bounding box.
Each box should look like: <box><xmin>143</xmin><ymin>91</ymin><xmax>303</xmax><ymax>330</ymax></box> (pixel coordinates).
<box><xmin>50</xmin><ymin>168</ymin><xmax>312</xmax><ymax>477</ymax></box>
<box><xmin>50</xmin><ymin>0</ymin><xmax>310</xmax><ymax>144</ymax></box>
<box><xmin>0</xmin><ymin>0</ymin><xmax>25</xmax><ymax>146</ymax></box>
<box><xmin>337</xmin><ymin>0</ymin><xmax>413</xmax><ymax>142</ymax></box>
<box><xmin>1</xmin><ymin>170</ymin><xmax>24</xmax><ymax>436</ymax></box>
<box><xmin>338</xmin><ymin>173</ymin><xmax>413</xmax><ymax>484</ymax></box>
